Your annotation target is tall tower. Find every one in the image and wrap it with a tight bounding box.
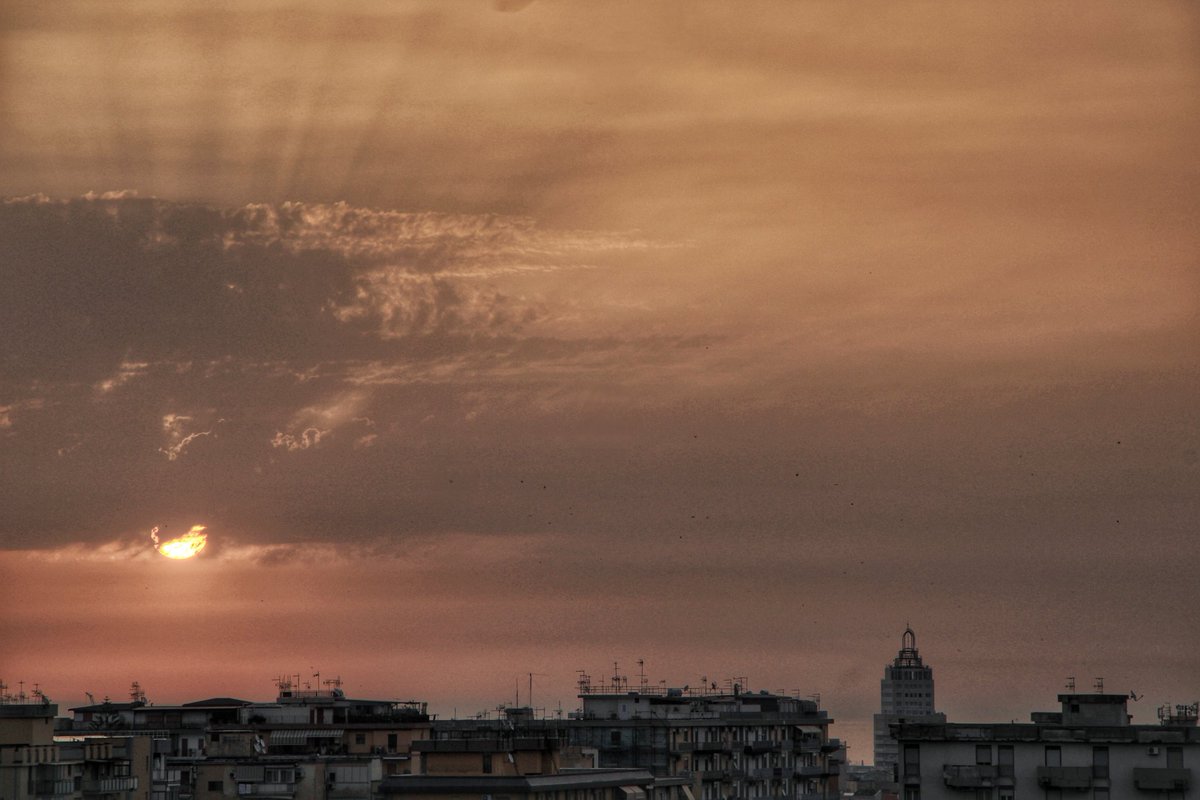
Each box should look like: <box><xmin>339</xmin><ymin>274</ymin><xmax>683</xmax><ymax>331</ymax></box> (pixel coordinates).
<box><xmin>872</xmin><ymin>626</ymin><xmax>944</xmax><ymax>771</ymax></box>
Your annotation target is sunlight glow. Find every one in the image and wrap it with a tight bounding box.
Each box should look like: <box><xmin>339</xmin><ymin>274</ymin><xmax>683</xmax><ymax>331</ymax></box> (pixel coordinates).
<box><xmin>151</xmin><ymin>525</ymin><xmax>208</xmax><ymax>559</ymax></box>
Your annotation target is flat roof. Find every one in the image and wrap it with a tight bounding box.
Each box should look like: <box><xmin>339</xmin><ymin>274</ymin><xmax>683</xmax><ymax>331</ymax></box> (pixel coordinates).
<box><xmin>381</xmin><ymin>770</ymin><xmax>655</xmax><ymax>794</ymax></box>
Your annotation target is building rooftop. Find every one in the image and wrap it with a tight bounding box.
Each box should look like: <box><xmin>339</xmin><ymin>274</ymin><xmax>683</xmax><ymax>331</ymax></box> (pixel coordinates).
<box><xmin>381</xmin><ymin>769</ymin><xmax>656</xmax><ymax>794</ymax></box>
<box><xmin>894</xmin><ymin>721</ymin><xmax>1200</xmax><ymax>745</ymax></box>
<box><xmin>181</xmin><ymin>697</ymin><xmax>252</xmax><ymax>708</ymax></box>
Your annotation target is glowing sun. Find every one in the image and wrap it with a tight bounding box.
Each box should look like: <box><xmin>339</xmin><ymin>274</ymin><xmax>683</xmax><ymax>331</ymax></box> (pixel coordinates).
<box><xmin>151</xmin><ymin>525</ymin><xmax>208</xmax><ymax>559</ymax></box>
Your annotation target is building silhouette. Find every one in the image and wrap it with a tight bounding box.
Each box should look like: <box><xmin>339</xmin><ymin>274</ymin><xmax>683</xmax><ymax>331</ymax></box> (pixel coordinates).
<box><xmin>873</xmin><ymin>626</ymin><xmax>945</xmax><ymax>772</ymax></box>
<box><xmin>2</xmin><ymin>674</ymin><xmax>841</xmax><ymax>800</ymax></box>
<box><xmin>893</xmin><ymin>691</ymin><xmax>1198</xmax><ymax>799</ymax></box>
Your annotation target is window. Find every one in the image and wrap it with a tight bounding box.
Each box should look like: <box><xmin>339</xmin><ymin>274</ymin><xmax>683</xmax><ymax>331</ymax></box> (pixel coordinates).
<box><xmin>355</xmin><ymin>734</ymin><xmax>365</xmax><ymax>745</ymax></box>
<box><xmin>208</xmin><ymin>782</ymin><xmax>222</xmax><ymax>792</ymax></box>
<box><xmin>974</xmin><ymin>790</ymin><xmax>991</xmax><ymax>800</ymax></box>
<box><xmin>975</xmin><ymin>745</ymin><xmax>992</xmax><ymax>765</ymax></box>
<box><xmin>1167</xmin><ymin>747</ymin><xmax>1183</xmax><ymax>769</ymax></box>
<box><xmin>1045</xmin><ymin>746</ymin><xmax>1061</xmax><ymax>767</ymax></box>
<box><xmin>482</xmin><ymin>754</ymin><xmax>493</xmax><ymax>774</ymax></box>
<box><xmin>264</xmin><ymin>768</ymin><xmax>289</xmax><ymax>784</ymax></box>
<box><xmin>998</xmin><ymin>791</ymin><xmax>1013</xmax><ymax>800</ymax></box>
<box><xmin>611</xmin><ymin>731</ymin><xmax>622</xmax><ymax>745</ymax></box>
<box><xmin>210</xmin><ymin>733</ymin><xmax>221</xmax><ymax>743</ymax></box>
<box><xmin>1093</xmin><ymin>790</ymin><xmax>1109</xmax><ymax>800</ymax></box>
<box><xmin>387</xmin><ymin>733</ymin><xmax>397</xmax><ymax>753</ymax></box>
<box><xmin>1092</xmin><ymin>746</ymin><xmax>1108</xmax><ymax>778</ymax></box>
<box><xmin>903</xmin><ymin>744</ymin><xmax>920</xmax><ymax>779</ymax></box>
<box><xmin>998</xmin><ymin>746</ymin><xmax>1014</xmax><ymax>778</ymax></box>
<box><xmin>903</xmin><ymin>789</ymin><xmax>920</xmax><ymax>800</ymax></box>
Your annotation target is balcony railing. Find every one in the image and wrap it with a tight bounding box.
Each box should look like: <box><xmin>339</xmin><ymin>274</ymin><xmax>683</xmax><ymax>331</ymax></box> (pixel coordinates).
<box><xmin>237</xmin><ymin>783</ymin><xmax>295</xmax><ymax>797</ymax></box>
<box><xmin>943</xmin><ymin>764</ymin><xmax>997</xmax><ymax>788</ymax></box>
<box><xmin>84</xmin><ymin>777</ymin><xmax>140</xmax><ymax>794</ymax></box>
<box><xmin>677</xmin><ymin>741</ymin><xmax>730</xmax><ymax>754</ymax></box>
<box><xmin>1036</xmin><ymin>766</ymin><xmax>1092</xmax><ymax>789</ymax></box>
<box><xmin>33</xmin><ymin>779</ymin><xmax>77</xmax><ymax>795</ymax></box>
<box><xmin>1133</xmin><ymin>767</ymin><xmax>1191</xmax><ymax>791</ymax></box>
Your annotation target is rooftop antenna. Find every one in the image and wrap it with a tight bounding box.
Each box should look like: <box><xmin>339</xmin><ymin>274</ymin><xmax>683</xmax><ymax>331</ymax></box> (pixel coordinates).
<box><xmin>637</xmin><ymin>659</ymin><xmax>647</xmax><ymax>690</ymax></box>
<box><xmin>1065</xmin><ymin>676</ymin><xmax>1076</xmax><ymax>692</ymax></box>
<box><xmin>1094</xmin><ymin>677</ymin><xmax>1104</xmax><ymax>693</ymax></box>
<box><xmin>527</xmin><ymin>673</ymin><xmax>547</xmax><ymax>712</ymax></box>
<box><xmin>85</xmin><ymin>692</ymin><xmax>96</xmax><ymax>705</ymax></box>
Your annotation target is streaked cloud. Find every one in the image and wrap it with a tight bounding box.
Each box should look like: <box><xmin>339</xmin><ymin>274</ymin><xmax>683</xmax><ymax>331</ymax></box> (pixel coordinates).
<box><xmin>0</xmin><ymin>0</ymin><xmax>1197</xmax><ymax>760</ymax></box>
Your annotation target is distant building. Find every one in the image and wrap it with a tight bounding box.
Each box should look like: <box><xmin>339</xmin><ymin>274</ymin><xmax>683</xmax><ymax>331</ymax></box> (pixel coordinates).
<box><xmin>59</xmin><ymin>682</ymin><xmax>432</xmax><ymax>800</ymax></box>
<box><xmin>0</xmin><ymin>696</ymin><xmax>149</xmax><ymax>800</ymax></box>
<box><xmin>873</xmin><ymin>627</ymin><xmax>945</xmax><ymax>773</ymax></box>
<box><xmin>893</xmin><ymin>692</ymin><xmax>1199</xmax><ymax>800</ymax></box>
<box><xmin>11</xmin><ymin>673</ymin><xmax>841</xmax><ymax>800</ymax></box>
<box><xmin>380</xmin><ymin>769</ymin><xmax>669</xmax><ymax>800</ymax></box>
<box><xmin>563</xmin><ymin>677</ymin><xmax>841</xmax><ymax>800</ymax></box>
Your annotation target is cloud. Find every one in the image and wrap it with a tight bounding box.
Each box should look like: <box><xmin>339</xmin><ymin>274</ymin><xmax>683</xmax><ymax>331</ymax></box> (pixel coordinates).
<box><xmin>158</xmin><ymin>413</ymin><xmax>222</xmax><ymax>461</ymax></box>
<box><xmin>94</xmin><ymin>360</ymin><xmax>149</xmax><ymax>395</ymax></box>
<box><xmin>0</xmin><ymin>194</ymin><xmax>654</xmax><ymax>385</ymax></box>
<box><xmin>271</xmin><ymin>427</ymin><xmax>328</xmax><ymax>452</ymax></box>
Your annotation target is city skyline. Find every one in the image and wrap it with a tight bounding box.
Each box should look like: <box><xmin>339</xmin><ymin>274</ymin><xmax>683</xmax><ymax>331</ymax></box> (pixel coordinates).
<box><xmin>2</xmin><ymin>0</ymin><xmax>1198</xmax><ymax>767</ymax></box>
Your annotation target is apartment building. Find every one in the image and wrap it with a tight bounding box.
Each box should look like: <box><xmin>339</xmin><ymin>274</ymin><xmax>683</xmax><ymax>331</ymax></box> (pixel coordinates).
<box><xmin>1</xmin><ymin>698</ymin><xmax>148</xmax><ymax>800</ymax></box>
<box><xmin>893</xmin><ymin>691</ymin><xmax>1197</xmax><ymax>799</ymax></box>
<box><xmin>562</xmin><ymin>676</ymin><xmax>841</xmax><ymax>800</ymax></box>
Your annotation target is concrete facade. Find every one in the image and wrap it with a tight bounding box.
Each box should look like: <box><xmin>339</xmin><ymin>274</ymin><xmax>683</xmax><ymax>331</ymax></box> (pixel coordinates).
<box><xmin>874</xmin><ymin>628</ymin><xmax>945</xmax><ymax>773</ymax></box>
<box><xmin>893</xmin><ymin>693</ymin><xmax>1198</xmax><ymax>800</ymax></box>
<box><xmin>1</xmin><ymin>701</ymin><xmax>150</xmax><ymax>800</ymax></box>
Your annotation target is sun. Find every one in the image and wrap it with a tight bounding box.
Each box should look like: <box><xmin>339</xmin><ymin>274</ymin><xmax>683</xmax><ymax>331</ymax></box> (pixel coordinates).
<box><xmin>150</xmin><ymin>525</ymin><xmax>208</xmax><ymax>559</ymax></box>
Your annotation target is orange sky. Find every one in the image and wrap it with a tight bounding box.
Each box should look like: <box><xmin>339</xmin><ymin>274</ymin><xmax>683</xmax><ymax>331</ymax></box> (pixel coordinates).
<box><xmin>1</xmin><ymin>1</ymin><xmax>1198</xmax><ymax>762</ymax></box>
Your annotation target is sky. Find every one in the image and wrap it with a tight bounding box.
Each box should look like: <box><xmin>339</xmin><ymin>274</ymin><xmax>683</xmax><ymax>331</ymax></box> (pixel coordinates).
<box><xmin>1</xmin><ymin>1</ymin><xmax>1198</xmax><ymax>761</ymax></box>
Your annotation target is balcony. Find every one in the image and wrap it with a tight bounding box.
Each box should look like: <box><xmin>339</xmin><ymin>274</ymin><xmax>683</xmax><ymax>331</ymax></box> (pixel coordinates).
<box><xmin>943</xmin><ymin>765</ymin><xmax>996</xmax><ymax>788</ymax></box>
<box><xmin>1036</xmin><ymin>766</ymin><xmax>1093</xmax><ymax>789</ymax></box>
<box><xmin>744</xmin><ymin>741</ymin><xmax>781</xmax><ymax>755</ymax></box>
<box><xmin>1133</xmin><ymin>767</ymin><xmax>1191</xmax><ymax>791</ymax></box>
<box><xmin>749</xmin><ymin>767</ymin><xmax>786</xmax><ymax>780</ymax></box>
<box><xmin>794</xmin><ymin>765</ymin><xmax>828</xmax><ymax>778</ymax></box>
<box><xmin>84</xmin><ymin>777</ymin><xmax>140</xmax><ymax>794</ymax></box>
<box><xmin>34</xmin><ymin>779</ymin><xmax>77</xmax><ymax>796</ymax></box>
<box><xmin>236</xmin><ymin>783</ymin><xmax>295</xmax><ymax>798</ymax></box>
<box><xmin>677</xmin><ymin>741</ymin><xmax>729</xmax><ymax>754</ymax></box>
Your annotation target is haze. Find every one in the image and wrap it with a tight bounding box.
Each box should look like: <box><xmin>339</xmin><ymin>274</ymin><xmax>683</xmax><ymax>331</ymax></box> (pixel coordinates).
<box><xmin>1</xmin><ymin>1</ymin><xmax>1197</xmax><ymax>759</ymax></box>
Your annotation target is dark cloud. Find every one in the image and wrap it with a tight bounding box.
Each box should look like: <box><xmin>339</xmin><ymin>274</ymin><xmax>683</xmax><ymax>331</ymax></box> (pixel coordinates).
<box><xmin>0</xmin><ymin>194</ymin><xmax>640</xmax><ymax>382</ymax></box>
<box><xmin>0</xmin><ymin>193</ymin><xmax>707</xmax><ymax>549</ymax></box>
<box><xmin>1</xmin><ymin>1</ymin><xmax>1198</xmax><ymax>762</ymax></box>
